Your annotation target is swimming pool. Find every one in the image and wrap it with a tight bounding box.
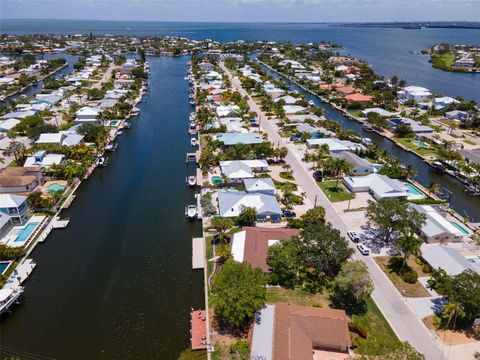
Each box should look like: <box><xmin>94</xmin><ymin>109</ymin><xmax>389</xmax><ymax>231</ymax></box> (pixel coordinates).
<box><xmin>46</xmin><ymin>183</ymin><xmax>66</xmax><ymax>193</ymax></box>
<box><xmin>211</xmin><ymin>176</ymin><xmax>223</xmax><ymax>185</ymax></box>
<box><xmin>467</xmin><ymin>257</ymin><xmax>480</xmax><ymax>265</ymax></box>
<box><xmin>413</xmin><ymin>140</ymin><xmax>428</xmax><ymax>148</ymax></box>
<box><xmin>0</xmin><ymin>261</ymin><xmax>12</xmax><ymax>275</ymax></box>
<box><xmin>15</xmin><ymin>222</ymin><xmax>39</xmax><ymax>243</ymax></box>
<box><xmin>405</xmin><ymin>183</ymin><xmax>424</xmax><ymax>196</ymax></box>
<box><xmin>451</xmin><ymin>222</ymin><xmax>469</xmax><ymax>235</ymax></box>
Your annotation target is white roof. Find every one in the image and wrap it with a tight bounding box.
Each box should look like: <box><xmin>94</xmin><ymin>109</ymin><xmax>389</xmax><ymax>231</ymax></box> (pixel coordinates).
<box><xmin>76</xmin><ymin>107</ymin><xmax>99</xmax><ymax>116</ymax></box>
<box><xmin>362</xmin><ymin>108</ymin><xmax>396</xmax><ymax>117</ymax></box>
<box><xmin>0</xmin><ymin>118</ymin><xmax>20</xmax><ymax>131</ymax></box>
<box><xmin>36</xmin><ymin>133</ymin><xmax>64</xmax><ymax>144</ymax></box>
<box><xmin>0</xmin><ymin>288</ymin><xmax>14</xmax><ymax>302</ymax></box>
<box><xmin>0</xmin><ymin>212</ymin><xmax>11</xmax><ymax>229</ymax></box>
<box><xmin>412</xmin><ymin>204</ymin><xmax>465</xmax><ymax>238</ymax></box>
<box><xmin>216</xmin><ymin>104</ymin><xmax>240</xmax><ymax>117</ymax></box>
<box><xmin>306</xmin><ymin>138</ymin><xmax>362</xmax><ymax>152</ymax></box>
<box><xmin>343</xmin><ymin>173</ymin><xmax>409</xmax><ymax>198</ymax></box>
<box><xmin>244</xmin><ymin>177</ymin><xmax>276</xmax><ymax>192</ymax></box>
<box><xmin>218</xmin><ymin>191</ymin><xmax>282</xmax><ymax>218</ymax></box>
<box><xmin>0</xmin><ymin>194</ymin><xmax>27</xmax><ymax>208</ymax></box>
<box><xmin>421</xmin><ymin>244</ymin><xmax>479</xmax><ymax>276</ymax></box>
<box><xmin>24</xmin><ymin>153</ymin><xmax>64</xmax><ymax>168</ymax></box>
<box><xmin>220</xmin><ymin>160</ymin><xmax>268</xmax><ymax>180</ymax></box>
<box><xmin>283</xmin><ymin>105</ymin><xmax>305</xmax><ymax>114</ymax></box>
<box><xmin>231</xmin><ymin>230</ymin><xmax>247</xmax><ymax>263</ymax></box>
<box><xmin>274</xmin><ymin>95</ymin><xmax>298</xmax><ymax>104</ymax></box>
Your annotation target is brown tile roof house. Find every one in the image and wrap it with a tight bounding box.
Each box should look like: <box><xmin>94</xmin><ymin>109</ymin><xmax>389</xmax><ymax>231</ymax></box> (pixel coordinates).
<box><xmin>231</xmin><ymin>227</ymin><xmax>299</xmax><ymax>272</ymax></box>
<box><xmin>251</xmin><ymin>303</ymin><xmax>351</xmax><ymax>360</ymax></box>
<box><xmin>0</xmin><ymin>166</ymin><xmax>44</xmax><ymax>194</ymax></box>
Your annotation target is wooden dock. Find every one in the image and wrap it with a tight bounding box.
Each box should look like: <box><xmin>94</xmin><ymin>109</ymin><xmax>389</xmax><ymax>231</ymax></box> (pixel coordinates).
<box><xmin>192</xmin><ymin>237</ymin><xmax>205</xmax><ymax>269</ymax></box>
<box><xmin>191</xmin><ymin>310</ymin><xmax>207</xmax><ymax>350</ymax></box>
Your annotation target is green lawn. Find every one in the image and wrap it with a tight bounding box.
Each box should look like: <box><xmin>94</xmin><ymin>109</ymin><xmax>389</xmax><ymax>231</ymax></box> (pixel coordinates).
<box><xmin>318</xmin><ymin>180</ymin><xmax>355</xmax><ymax>202</ymax></box>
<box><xmin>279</xmin><ymin>171</ymin><xmax>295</xmax><ymax>181</ymax></box>
<box><xmin>266</xmin><ymin>287</ymin><xmax>329</xmax><ymax>308</ymax></box>
<box><xmin>348</xmin><ymin>109</ymin><xmax>362</xmax><ymax>118</ymax></box>
<box><xmin>430</xmin><ymin>53</ymin><xmax>456</xmax><ymax>71</ymax></box>
<box><xmin>393</xmin><ymin>137</ymin><xmax>437</xmax><ymax>156</ymax></box>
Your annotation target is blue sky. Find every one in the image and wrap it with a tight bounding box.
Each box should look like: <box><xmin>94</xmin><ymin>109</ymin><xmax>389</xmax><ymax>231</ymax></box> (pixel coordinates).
<box><xmin>1</xmin><ymin>0</ymin><xmax>479</xmax><ymax>22</ymax></box>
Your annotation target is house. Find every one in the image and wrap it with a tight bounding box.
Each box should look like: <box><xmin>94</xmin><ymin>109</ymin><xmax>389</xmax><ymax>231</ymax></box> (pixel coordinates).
<box><xmin>23</xmin><ymin>151</ymin><xmax>64</xmax><ymax>168</ymax></box>
<box><xmin>433</xmin><ymin>96</ymin><xmax>459</xmax><ymax>110</ymax></box>
<box><xmin>411</xmin><ymin>204</ymin><xmax>467</xmax><ymax>243</ymax></box>
<box><xmin>0</xmin><ymin>194</ymin><xmax>29</xmax><ymax>225</ymax></box>
<box><xmin>361</xmin><ymin>108</ymin><xmax>396</xmax><ymax>117</ymax></box>
<box><xmin>273</xmin><ymin>95</ymin><xmax>298</xmax><ymax>105</ymax></box>
<box><xmin>286</xmin><ymin>114</ymin><xmax>322</xmax><ymax>123</ymax></box>
<box><xmin>35</xmin><ymin>133</ymin><xmax>84</xmax><ymax>147</ymax></box>
<box><xmin>75</xmin><ymin>107</ymin><xmax>100</xmax><ymax>124</ymax></box>
<box><xmin>332</xmin><ymin>151</ymin><xmax>374</xmax><ymax>175</ymax></box>
<box><xmin>397</xmin><ymin>86</ymin><xmax>432</xmax><ymax>103</ymax></box>
<box><xmin>282</xmin><ymin>105</ymin><xmax>305</xmax><ymax>115</ymax></box>
<box><xmin>1</xmin><ymin>110</ymin><xmax>36</xmax><ymax>120</ymax></box>
<box><xmin>421</xmin><ymin>244</ymin><xmax>480</xmax><ymax>276</ymax></box>
<box><xmin>198</xmin><ymin>61</ymin><xmax>215</xmax><ymax>72</ymax></box>
<box><xmin>250</xmin><ymin>303</ymin><xmax>351</xmax><ymax>360</ymax></box>
<box><xmin>216</xmin><ymin>104</ymin><xmax>240</xmax><ymax>117</ymax></box>
<box><xmin>220</xmin><ymin>159</ymin><xmax>268</xmax><ymax>181</ymax></box>
<box><xmin>458</xmin><ymin>149</ymin><xmax>480</xmax><ymax>165</ymax></box>
<box><xmin>243</xmin><ymin>177</ymin><xmax>276</xmax><ymax>195</ymax></box>
<box><xmin>387</xmin><ymin>117</ymin><xmax>434</xmax><ymax>134</ymax></box>
<box><xmin>0</xmin><ymin>118</ymin><xmax>20</xmax><ymax>132</ymax></box>
<box><xmin>0</xmin><ymin>166</ymin><xmax>44</xmax><ymax>194</ymax></box>
<box><xmin>344</xmin><ymin>93</ymin><xmax>373</xmax><ymax>105</ymax></box>
<box><xmin>99</xmin><ymin>98</ymin><xmax>118</xmax><ymax>110</ymax></box>
<box><xmin>454</xmin><ymin>57</ymin><xmax>475</xmax><ymax>68</ymax></box>
<box><xmin>218</xmin><ymin>191</ymin><xmax>282</xmax><ymax>220</ymax></box>
<box><xmin>445</xmin><ymin>110</ymin><xmax>469</xmax><ymax>122</ymax></box>
<box><xmin>231</xmin><ymin>227</ymin><xmax>299</xmax><ymax>272</ymax></box>
<box><xmin>343</xmin><ymin>173</ymin><xmax>410</xmax><ymax>200</ymax></box>
<box><xmin>335</xmin><ymin>86</ymin><xmax>356</xmax><ymax>96</ymax></box>
<box><xmin>216</xmin><ymin>133</ymin><xmax>263</xmax><ymax>146</ymax></box>
<box><xmin>306</xmin><ymin>138</ymin><xmax>362</xmax><ymax>152</ymax></box>
<box><xmin>217</xmin><ymin>117</ymin><xmax>246</xmax><ymax>133</ymax></box>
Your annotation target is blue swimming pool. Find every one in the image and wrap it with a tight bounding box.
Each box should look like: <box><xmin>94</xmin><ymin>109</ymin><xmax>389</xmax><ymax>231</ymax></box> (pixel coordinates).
<box><xmin>46</xmin><ymin>183</ymin><xmax>66</xmax><ymax>193</ymax></box>
<box><xmin>451</xmin><ymin>222</ymin><xmax>469</xmax><ymax>235</ymax></box>
<box><xmin>405</xmin><ymin>183</ymin><xmax>424</xmax><ymax>196</ymax></box>
<box><xmin>0</xmin><ymin>261</ymin><xmax>11</xmax><ymax>274</ymax></box>
<box><xmin>15</xmin><ymin>222</ymin><xmax>39</xmax><ymax>243</ymax></box>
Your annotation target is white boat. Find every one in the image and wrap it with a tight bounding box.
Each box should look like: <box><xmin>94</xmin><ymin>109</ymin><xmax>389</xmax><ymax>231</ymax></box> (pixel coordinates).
<box><xmin>185</xmin><ymin>205</ymin><xmax>197</xmax><ymax>219</ymax></box>
<box><xmin>187</xmin><ymin>176</ymin><xmax>197</xmax><ymax>186</ymax></box>
<box><xmin>130</xmin><ymin>107</ymin><xmax>140</xmax><ymax>116</ymax></box>
<box><xmin>105</xmin><ymin>143</ymin><xmax>118</xmax><ymax>152</ymax></box>
<box><xmin>191</xmin><ymin>138</ymin><xmax>198</xmax><ymax>146</ymax></box>
<box><xmin>363</xmin><ymin>124</ymin><xmax>374</xmax><ymax>132</ymax></box>
<box><xmin>189</xmin><ymin>100</ymin><xmax>196</xmax><ymax>105</ymax></box>
<box><xmin>361</xmin><ymin>137</ymin><xmax>373</xmax><ymax>146</ymax></box>
<box><xmin>189</xmin><ymin>121</ymin><xmax>196</xmax><ymax>129</ymax></box>
<box><xmin>95</xmin><ymin>156</ymin><xmax>108</xmax><ymax>167</ymax></box>
<box><xmin>308</xmin><ymin>100</ymin><xmax>315</xmax><ymax>106</ymax></box>
<box><xmin>0</xmin><ymin>286</ymin><xmax>23</xmax><ymax>315</ymax></box>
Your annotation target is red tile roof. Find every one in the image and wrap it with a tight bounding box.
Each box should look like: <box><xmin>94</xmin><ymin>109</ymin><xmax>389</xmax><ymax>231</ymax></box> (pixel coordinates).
<box><xmin>344</xmin><ymin>93</ymin><xmax>373</xmax><ymax>103</ymax></box>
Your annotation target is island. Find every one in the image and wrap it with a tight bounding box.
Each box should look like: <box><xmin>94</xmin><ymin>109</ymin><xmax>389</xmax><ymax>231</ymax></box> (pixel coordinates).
<box><xmin>423</xmin><ymin>43</ymin><xmax>480</xmax><ymax>73</ymax></box>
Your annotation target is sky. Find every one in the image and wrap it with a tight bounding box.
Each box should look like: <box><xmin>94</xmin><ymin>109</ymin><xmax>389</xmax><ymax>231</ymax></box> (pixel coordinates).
<box><xmin>1</xmin><ymin>0</ymin><xmax>479</xmax><ymax>22</ymax></box>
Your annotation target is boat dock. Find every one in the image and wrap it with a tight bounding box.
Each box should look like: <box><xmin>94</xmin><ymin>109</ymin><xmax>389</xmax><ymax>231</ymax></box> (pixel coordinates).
<box><xmin>52</xmin><ymin>217</ymin><xmax>70</xmax><ymax>229</ymax></box>
<box><xmin>192</xmin><ymin>237</ymin><xmax>205</xmax><ymax>270</ymax></box>
<box><xmin>186</xmin><ymin>152</ymin><xmax>197</xmax><ymax>163</ymax></box>
<box><xmin>195</xmin><ymin>193</ymin><xmax>203</xmax><ymax>219</ymax></box>
<box><xmin>5</xmin><ymin>259</ymin><xmax>36</xmax><ymax>289</ymax></box>
<box><xmin>191</xmin><ymin>309</ymin><xmax>208</xmax><ymax>350</ymax></box>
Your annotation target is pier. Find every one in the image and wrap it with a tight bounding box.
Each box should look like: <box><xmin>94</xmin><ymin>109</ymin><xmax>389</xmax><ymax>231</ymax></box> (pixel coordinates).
<box><xmin>186</xmin><ymin>152</ymin><xmax>197</xmax><ymax>163</ymax></box>
<box><xmin>192</xmin><ymin>237</ymin><xmax>205</xmax><ymax>270</ymax></box>
<box><xmin>191</xmin><ymin>310</ymin><xmax>207</xmax><ymax>350</ymax></box>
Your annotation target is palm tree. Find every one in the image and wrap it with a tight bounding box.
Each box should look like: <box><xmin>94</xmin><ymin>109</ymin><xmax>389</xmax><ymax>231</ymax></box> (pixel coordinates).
<box><xmin>396</xmin><ymin>234</ymin><xmax>423</xmax><ymax>268</ymax></box>
<box><xmin>326</xmin><ymin>157</ymin><xmax>353</xmax><ymax>188</ymax></box>
<box><xmin>428</xmin><ymin>182</ymin><xmax>441</xmax><ymax>196</ymax></box>
<box><xmin>4</xmin><ymin>141</ymin><xmax>26</xmax><ymax>163</ymax></box>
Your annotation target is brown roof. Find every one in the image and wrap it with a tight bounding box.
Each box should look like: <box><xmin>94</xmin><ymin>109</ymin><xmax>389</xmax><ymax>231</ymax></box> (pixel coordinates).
<box><xmin>273</xmin><ymin>303</ymin><xmax>351</xmax><ymax>359</ymax></box>
<box><xmin>0</xmin><ymin>166</ymin><xmax>42</xmax><ymax>177</ymax></box>
<box><xmin>0</xmin><ymin>175</ymin><xmax>37</xmax><ymax>187</ymax></box>
<box><xmin>241</xmin><ymin>227</ymin><xmax>299</xmax><ymax>272</ymax></box>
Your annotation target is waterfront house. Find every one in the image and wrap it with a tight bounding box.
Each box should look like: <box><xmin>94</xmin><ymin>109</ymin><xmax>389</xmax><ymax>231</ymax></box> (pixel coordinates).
<box><xmin>217</xmin><ymin>117</ymin><xmax>246</xmax><ymax>133</ymax></box>
<box><xmin>454</xmin><ymin>57</ymin><xmax>475</xmax><ymax>68</ymax></box>
<box><xmin>263</xmin><ymin>82</ymin><xmax>285</xmax><ymax>99</ymax></box>
<box><xmin>387</xmin><ymin>117</ymin><xmax>434</xmax><ymax>135</ymax></box>
<box><xmin>286</xmin><ymin>114</ymin><xmax>322</xmax><ymax>124</ymax></box>
<box><xmin>218</xmin><ymin>190</ymin><xmax>282</xmax><ymax>220</ymax></box>
<box><xmin>231</xmin><ymin>227</ymin><xmax>299</xmax><ymax>272</ymax></box>
<box><xmin>36</xmin><ymin>133</ymin><xmax>84</xmax><ymax>147</ymax></box>
<box><xmin>198</xmin><ymin>61</ymin><xmax>215</xmax><ymax>72</ymax></box>
<box><xmin>361</xmin><ymin>108</ymin><xmax>396</xmax><ymax>117</ymax></box>
<box><xmin>306</xmin><ymin>138</ymin><xmax>362</xmax><ymax>152</ymax></box>
<box><xmin>75</xmin><ymin>107</ymin><xmax>101</xmax><ymax>124</ymax></box>
<box><xmin>243</xmin><ymin>177</ymin><xmax>276</xmax><ymax>195</ymax></box>
<box><xmin>0</xmin><ymin>212</ymin><xmax>11</xmax><ymax>235</ymax></box>
<box><xmin>216</xmin><ymin>104</ymin><xmax>240</xmax><ymax>117</ymax></box>
<box><xmin>344</xmin><ymin>93</ymin><xmax>373</xmax><ymax>105</ymax></box>
<box><xmin>273</xmin><ymin>95</ymin><xmax>298</xmax><ymax>105</ymax></box>
<box><xmin>283</xmin><ymin>105</ymin><xmax>306</xmax><ymax>115</ymax></box>
<box><xmin>0</xmin><ymin>166</ymin><xmax>44</xmax><ymax>194</ymax></box>
<box><xmin>0</xmin><ymin>194</ymin><xmax>29</xmax><ymax>225</ymax></box>
<box><xmin>335</xmin><ymin>86</ymin><xmax>356</xmax><ymax>96</ymax></box>
<box><xmin>1</xmin><ymin>110</ymin><xmax>37</xmax><ymax>120</ymax></box>
<box><xmin>445</xmin><ymin>110</ymin><xmax>469</xmax><ymax>122</ymax></box>
<box><xmin>0</xmin><ymin>118</ymin><xmax>20</xmax><ymax>132</ymax></box>
<box><xmin>23</xmin><ymin>151</ymin><xmax>64</xmax><ymax>169</ymax></box>
<box><xmin>216</xmin><ymin>133</ymin><xmax>263</xmax><ymax>146</ymax></box>
<box><xmin>332</xmin><ymin>151</ymin><xmax>374</xmax><ymax>175</ymax></box>
<box><xmin>220</xmin><ymin>159</ymin><xmax>268</xmax><ymax>182</ymax></box>
<box><xmin>397</xmin><ymin>86</ymin><xmax>432</xmax><ymax>103</ymax></box>
<box><xmin>458</xmin><ymin>149</ymin><xmax>480</xmax><ymax>165</ymax></box>
<box><xmin>433</xmin><ymin>96</ymin><xmax>459</xmax><ymax>110</ymax></box>
<box><xmin>420</xmin><ymin>244</ymin><xmax>480</xmax><ymax>276</ymax></box>
<box><xmin>250</xmin><ymin>303</ymin><xmax>351</xmax><ymax>360</ymax></box>
<box><xmin>343</xmin><ymin>173</ymin><xmax>410</xmax><ymax>200</ymax></box>
<box><xmin>411</xmin><ymin>204</ymin><xmax>467</xmax><ymax>243</ymax></box>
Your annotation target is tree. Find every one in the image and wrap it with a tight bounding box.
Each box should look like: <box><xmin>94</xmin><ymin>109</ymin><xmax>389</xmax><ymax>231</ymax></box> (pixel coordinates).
<box><xmin>27</xmin><ymin>191</ymin><xmax>53</xmax><ymax>211</ymax></box>
<box><xmin>428</xmin><ymin>182</ymin><xmax>440</xmax><ymax>195</ymax></box>
<box><xmin>267</xmin><ymin>239</ymin><xmax>301</xmax><ymax>288</ymax></box>
<box><xmin>210</xmin><ymin>217</ymin><xmax>234</xmax><ymax>242</ymax></box>
<box><xmin>4</xmin><ymin>141</ymin><xmax>26</xmax><ymax>163</ymax></box>
<box><xmin>0</xmin><ymin>244</ymin><xmax>26</xmax><ymax>261</ymax></box>
<box><xmin>299</xmin><ymin>206</ymin><xmax>325</xmax><ymax>226</ymax></box>
<box><xmin>325</xmin><ymin>157</ymin><xmax>352</xmax><ymax>187</ymax></box>
<box><xmin>331</xmin><ymin>260</ymin><xmax>373</xmax><ymax>313</ymax></box>
<box><xmin>366</xmin><ymin>198</ymin><xmax>408</xmax><ymax>243</ymax></box>
<box><xmin>236</xmin><ymin>206</ymin><xmax>256</xmax><ymax>227</ymax></box>
<box><xmin>210</xmin><ymin>260</ymin><xmax>266</xmax><ymax>331</ymax></box>
<box><xmin>396</xmin><ymin>234</ymin><xmax>423</xmax><ymax>268</ymax></box>
<box><xmin>229</xmin><ymin>340</ymin><xmax>250</xmax><ymax>360</ymax></box>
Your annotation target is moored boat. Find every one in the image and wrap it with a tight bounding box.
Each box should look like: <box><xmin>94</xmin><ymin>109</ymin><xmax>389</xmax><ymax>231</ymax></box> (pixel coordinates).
<box><xmin>428</xmin><ymin>161</ymin><xmax>446</xmax><ymax>173</ymax></box>
<box><xmin>187</xmin><ymin>176</ymin><xmax>197</xmax><ymax>187</ymax></box>
<box><xmin>185</xmin><ymin>205</ymin><xmax>197</xmax><ymax>219</ymax></box>
<box><xmin>361</xmin><ymin>137</ymin><xmax>373</xmax><ymax>146</ymax></box>
<box><xmin>0</xmin><ymin>286</ymin><xmax>23</xmax><ymax>315</ymax></box>
<box><xmin>191</xmin><ymin>138</ymin><xmax>198</xmax><ymax>146</ymax></box>
<box><xmin>363</xmin><ymin>124</ymin><xmax>374</xmax><ymax>132</ymax></box>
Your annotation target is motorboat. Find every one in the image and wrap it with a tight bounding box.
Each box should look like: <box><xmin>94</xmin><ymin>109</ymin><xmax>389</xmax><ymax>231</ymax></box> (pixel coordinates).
<box><xmin>363</xmin><ymin>124</ymin><xmax>374</xmax><ymax>132</ymax></box>
<box><xmin>308</xmin><ymin>100</ymin><xmax>315</xmax><ymax>106</ymax></box>
<box><xmin>361</xmin><ymin>137</ymin><xmax>373</xmax><ymax>146</ymax></box>
<box><xmin>187</xmin><ymin>176</ymin><xmax>197</xmax><ymax>187</ymax></box>
<box><xmin>189</xmin><ymin>121</ymin><xmax>196</xmax><ymax>129</ymax></box>
<box><xmin>105</xmin><ymin>143</ymin><xmax>118</xmax><ymax>152</ymax></box>
<box><xmin>429</xmin><ymin>161</ymin><xmax>446</xmax><ymax>173</ymax></box>
<box><xmin>95</xmin><ymin>156</ymin><xmax>108</xmax><ymax>167</ymax></box>
<box><xmin>130</xmin><ymin>107</ymin><xmax>140</xmax><ymax>116</ymax></box>
<box><xmin>0</xmin><ymin>286</ymin><xmax>23</xmax><ymax>315</ymax></box>
<box><xmin>190</xmin><ymin>99</ymin><xmax>196</xmax><ymax>105</ymax></box>
<box><xmin>123</xmin><ymin>122</ymin><xmax>131</xmax><ymax>129</ymax></box>
<box><xmin>185</xmin><ymin>205</ymin><xmax>198</xmax><ymax>219</ymax></box>
<box><xmin>191</xmin><ymin>138</ymin><xmax>198</xmax><ymax>146</ymax></box>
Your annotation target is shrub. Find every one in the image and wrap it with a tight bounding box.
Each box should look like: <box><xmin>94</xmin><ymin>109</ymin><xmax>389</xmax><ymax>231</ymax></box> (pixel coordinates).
<box><xmin>229</xmin><ymin>340</ymin><xmax>250</xmax><ymax>360</ymax></box>
<box><xmin>401</xmin><ymin>269</ymin><xmax>418</xmax><ymax>284</ymax></box>
<box><xmin>349</xmin><ymin>321</ymin><xmax>368</xmax><ymax>339</ymax></box>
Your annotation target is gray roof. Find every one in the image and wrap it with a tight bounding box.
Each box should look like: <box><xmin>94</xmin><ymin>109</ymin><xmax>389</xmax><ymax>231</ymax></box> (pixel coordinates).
<box><xmin>218</xmin><ymin>191</ymin><xmax>282</xmax><ymax>218</ymax></box>
<box><xmin>458</xmin><ymin>149</ymin><xmax>480</xmax><ymax>165</ymax></box>
<box><xmin>251</xmin><ymin>305</ymin><xmax>275</xmax><ymax>360</ymax></box>
<box><xmin>421</xmin><ymin>244</ymin><xmax>479</xmax><ymax>276</ymax></box>
<box><xmin>99</xmin><ymin>98</ymin><xmax>118</xmax><ymax>109</ymax></box>
<box><xmin>332</xmin><ymin>151</ymin><xmax>372</xmax><ymax>168</ymax></box>
<box><xmin>244</xmin><ymin>177</ymin><xmax>276</xmax><ymax>192</ymax></box>
<box><xmin>296</xmin><ymin>123</ymin><xmax>318</xmax><ymax>134</ymax></box>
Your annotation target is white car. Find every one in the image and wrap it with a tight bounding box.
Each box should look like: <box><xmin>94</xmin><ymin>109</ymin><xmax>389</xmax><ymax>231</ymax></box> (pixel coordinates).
<box><xmin>357</xmin><ymin>243</ymin><xmax>370</xmax><ymax>256</ymax></box>
<box><xmin>347</xmin><ymin>231</ymin><xmax>360</xmax><ymax>243</ymax></box>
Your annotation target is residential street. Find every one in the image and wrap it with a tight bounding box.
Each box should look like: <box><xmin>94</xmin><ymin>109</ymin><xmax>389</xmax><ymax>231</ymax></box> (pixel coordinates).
<box><xmin>221</xmin><ymin>62</ymin><xmax>446</xmax><ymax>360</ymax></box>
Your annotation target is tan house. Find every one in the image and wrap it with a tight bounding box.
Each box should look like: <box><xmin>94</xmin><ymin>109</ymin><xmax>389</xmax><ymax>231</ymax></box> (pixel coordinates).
<box><xmin>0</xmin><ymin>166</ymin><xmax>44</xmax><ymax>194</ymax></box>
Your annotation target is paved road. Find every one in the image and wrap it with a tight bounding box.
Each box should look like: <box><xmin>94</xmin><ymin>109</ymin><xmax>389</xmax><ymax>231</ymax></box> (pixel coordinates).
<box><xmin>221</xmin><ymin>62</ymin><xmax>446</xmax><ymax>360</ymax></box>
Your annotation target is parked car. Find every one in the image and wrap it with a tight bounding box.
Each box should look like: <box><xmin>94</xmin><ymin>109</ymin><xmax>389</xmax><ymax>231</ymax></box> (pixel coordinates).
<box><xmin>357</xmin><ymin>243</ymin><xmax>370</xmax><ymax>256</ymax></box>
<box><xmin>282</xmin><ymin>209</ymin><xmax>297</xmax><ymax>218</ymax></box>
<box><xmin>347</xmin><ymin>231</ymin><xmax>360</xmax><ymax>243</ymax></box>
<box><xmin>313</xmin><ymin>171</ymin><xmax>323</xmax><ymax>182</ymax></box>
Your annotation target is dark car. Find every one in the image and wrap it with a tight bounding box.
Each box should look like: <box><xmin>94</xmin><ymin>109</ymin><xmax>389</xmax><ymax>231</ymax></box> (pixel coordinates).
<box><xmin>282</xmin><ymin>209</ymin><xmax>297</xmax><ymax>218</ymax></box>
<box><xmin>313</xmin><ymin>171</ymin><xmax>323</xmax><ymax>182</ymax></box>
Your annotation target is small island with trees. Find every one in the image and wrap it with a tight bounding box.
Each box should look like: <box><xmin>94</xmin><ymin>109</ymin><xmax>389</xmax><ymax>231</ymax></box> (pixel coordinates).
<box><xmin>423</xmin><ymin>43</ymin><xmax>480</xmax><ymax>73</ymax></box>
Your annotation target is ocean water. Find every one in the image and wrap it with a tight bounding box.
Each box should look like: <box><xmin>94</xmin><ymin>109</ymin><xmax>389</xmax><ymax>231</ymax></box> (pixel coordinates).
<box><xmin>1</xmin><ymin>19</ymin><xmax>480</xmax><ymax>101</ymax></box>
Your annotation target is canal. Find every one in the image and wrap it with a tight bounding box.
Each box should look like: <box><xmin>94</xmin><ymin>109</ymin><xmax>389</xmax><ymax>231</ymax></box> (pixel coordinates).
<box><xmin>262</xmin><ymin>64</ymin><xmax>480</xmax><ymax>222</ymax></box>
<box><xmin>0</xmin><ymin>56</ymin><xmax>204</xmax><ymax>359</ymax></box>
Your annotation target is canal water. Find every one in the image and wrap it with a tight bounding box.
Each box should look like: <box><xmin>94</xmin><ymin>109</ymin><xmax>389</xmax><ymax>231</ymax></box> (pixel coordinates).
<box><xmin>263</xmin><ymin>65</ymin><xmax>480</xmax><ymax>222</ymax></box>
<box><xmin>0</xmin><ymin>56</ymin><xmax>204</xmax><ymax>359</ymax></box>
